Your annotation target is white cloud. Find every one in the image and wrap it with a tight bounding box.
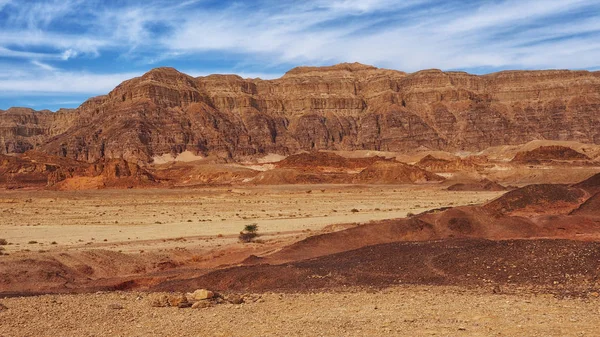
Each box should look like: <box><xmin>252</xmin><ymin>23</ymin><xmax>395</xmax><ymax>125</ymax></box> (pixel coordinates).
<box><xmin>31</xmin><ymin>60</ymin><xmax>57</xmax><ymax>71</ymax></box>
<box><xmin>155</xmin><ymin>0</ymin><xmax>600</xmax><ymax>71</ymax></box>
<box><xmin>61</xmin><ymin>49</ymin><xmax>79</xmax><ymax>60</ymax></box>
<box><xmin>0</xmin><ymin>0</ymin><xmax>599</xmax><ymax>103</ymax></box>
<box><xmin>0</xmin><ymin>67</ymin><xmax>141</xmax><ymax>94</ymax></box>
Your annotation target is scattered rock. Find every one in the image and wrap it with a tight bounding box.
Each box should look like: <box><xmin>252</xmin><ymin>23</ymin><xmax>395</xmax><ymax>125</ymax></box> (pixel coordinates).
<box><xmin>177</xmin><ymin>301</ymin><xmax>192</xmax><ymax>308</ymax></box>
<box><xmin>187</xmin><ymin>289</ymin><xmax>214</xmax><ymax>301</ymax></box>
<box><xmin>0</xmin><ymin>302</ymin><xmax>7</xmax><ymax>312</ymax></box>
<box><xmin>107</xmin><ymin>303</ymin><xmax>123</xmax><ymax>310</ymax></box>
<box><xmin>191</xmin><ymin>301</ymin><xmax>212</xmax><ymax>309</ymax></box>
<box><xmin>150</xmin><ymin>295</ymin><xmax>169</xmax><ymax>307</ymax></box>
<box><xmin>226</xmin><ymin>294</ymin><xmax>244</xmax><ymax>305</ymax></box>
<box><xmin>168</xmin><ymin>294</ymin><xmax>188</xmax><ymax>307</ymax></box>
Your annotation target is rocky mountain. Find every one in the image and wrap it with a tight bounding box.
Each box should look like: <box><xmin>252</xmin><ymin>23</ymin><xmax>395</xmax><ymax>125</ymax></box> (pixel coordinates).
<box><xmin>0</xmin><ymin>107</ymin><xmax>77</xmax><ymax>154</ymax></box>
<box><xmin>2</xmin><ymin>63</ymin><xmax>600</xmax><ymax>163</ymax></box>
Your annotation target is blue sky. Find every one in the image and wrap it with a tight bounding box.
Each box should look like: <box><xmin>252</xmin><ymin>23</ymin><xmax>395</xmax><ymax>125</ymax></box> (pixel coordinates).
<box><xmin>0</xmin><ymin>0</ymin><xmax>599</xmax><ymax>111</ymax></box>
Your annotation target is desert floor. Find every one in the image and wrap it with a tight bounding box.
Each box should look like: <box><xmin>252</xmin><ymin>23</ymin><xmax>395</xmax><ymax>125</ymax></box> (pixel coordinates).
<box><xmin>4</xmin><ymin>185</ymin><xmax>593</xmax><ymax>337</ymax></box>
<box><xmin>0</xmin><ymin>184</ymin><xmax>502</xmax><ymax>253</ymax></box>
<box><xmin>2</xmin><ymin>286</ymin><xmax>599</xmax><ymax>337</ymax></box>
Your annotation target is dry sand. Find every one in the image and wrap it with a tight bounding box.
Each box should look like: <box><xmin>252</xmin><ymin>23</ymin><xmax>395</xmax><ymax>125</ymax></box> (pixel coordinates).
<box><xmin>0</xmin><ymin>185</ymin><xmax>502</xmax><ymax>253</ymax></box>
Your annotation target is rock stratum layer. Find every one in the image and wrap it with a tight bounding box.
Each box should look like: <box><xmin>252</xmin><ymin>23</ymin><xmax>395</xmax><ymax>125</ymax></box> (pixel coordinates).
<box><xmin>2</xmin><ymin>63</ymin><xmax>600</xmax><ymax>163</ymax></box>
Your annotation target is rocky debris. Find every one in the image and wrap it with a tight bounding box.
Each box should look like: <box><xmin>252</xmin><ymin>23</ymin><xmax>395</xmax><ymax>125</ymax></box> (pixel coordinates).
<box><xmin>3</xmin><ymin>64</ymin><xmax>600</xmax><ymax>163</ymax></box>
<box><xmin>167</xmin><ymin>294</ymin><xmax>188</xmax><ymax>307</ymax></box>
<box><xmin>153</xmin><ymin>239</ymin><xmax>600</xmax><ymax>294</ymax></box>
<box><xmin>191</xmin><ymin>301</ymin><xmax>212</xmax><ymax>309</ymax></box>
<box><xmin>0</xmin><ymin>302</ymin><xmax>7</xmax><ymax>312</ymax></box>
<box><xmin>187</xmin><ymin>289</ymin><xmax>214</xmax><ymax>301</ymax></box>
<box><xmin>177</xmin><ymin>301</ymin><xmax>192</xmax><ymax>308</ymax></box>
<box><xmin>511</xmin><ymin>145</ymin><xmax>590</xmax><ymax>164</ymax></box>
<box><xmin>225</xmin><ymin>294</ymin><xmax>244</xmax><ymax>305</ymax></box>
<box><xmin>149</xmin><ymin>290</ymin><xmax>232</xmax><ymax>309</ymax></box>
<box><xmin>150</xmin><ymin>295</ymin><xmax>169</xmax><ymax>308</ymax></box>
<box><xmin>107</xmin><ymin>303</ymin><xmax>124</xmax><ymax>310</ymax></box>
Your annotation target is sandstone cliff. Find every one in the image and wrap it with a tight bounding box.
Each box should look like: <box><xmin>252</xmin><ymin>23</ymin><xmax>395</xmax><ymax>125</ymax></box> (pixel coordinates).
<box><xmin>0</xmin><ymin>107</ymin><xmax>77</xmax><ymax>154</ymax></box>
<box><xmin>2</xmin><ymin>63</ymin><xmax>599</xmax><ymax>163</ymax></box>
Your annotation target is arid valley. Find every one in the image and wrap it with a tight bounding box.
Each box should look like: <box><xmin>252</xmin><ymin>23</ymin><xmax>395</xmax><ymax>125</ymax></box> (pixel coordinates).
<box><xmin>1</xmin><ymin>51</ymin><xmax>600</xmax><ymax>335</ymax></box>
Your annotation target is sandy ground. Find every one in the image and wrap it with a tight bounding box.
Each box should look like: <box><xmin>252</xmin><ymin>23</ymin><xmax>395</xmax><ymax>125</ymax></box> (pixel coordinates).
<box><xmin>0</xmin><ymin>185</ymin><xmax>502</xmax><ymax>253</ymax></box>
<box><xmin>1</xmin><ymin>286</ymin><xmax>599</xmax><ymax>337</ymax></box>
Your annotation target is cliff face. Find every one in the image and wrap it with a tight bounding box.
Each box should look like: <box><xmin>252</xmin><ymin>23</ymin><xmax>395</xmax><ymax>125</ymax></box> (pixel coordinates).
<box><xmin>3</xmin><ymin>63</ymin><xmax>600</xmax><ymax>163</ymax></box>
<box><xmin>0</xmin><ymin>107</ymin><xmax>77</xmax><ymax>154</ymax></box>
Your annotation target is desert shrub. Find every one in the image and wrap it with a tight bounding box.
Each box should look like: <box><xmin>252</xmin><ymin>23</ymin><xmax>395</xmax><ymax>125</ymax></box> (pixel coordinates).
<box><xmin>351</xmin><ymin>208</ymin><xmax>359</xmax><ymax>213</ymax></box>
<box><xmin>239</xmin><ymin>224</ymin><xmax>259</xmax><ymax>243</ymax></box>
<box><xmin>0</xmin><ymin>239</ymin><xmax>7</xmax><ymax>245</ymax></box>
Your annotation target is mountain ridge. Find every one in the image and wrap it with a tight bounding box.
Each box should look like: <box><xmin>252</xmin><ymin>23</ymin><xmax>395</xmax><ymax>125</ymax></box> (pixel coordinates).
<box><xmin>1</xmin><ymin>63</ymin><xmax>599</xmax><ymax>163</ymax></box>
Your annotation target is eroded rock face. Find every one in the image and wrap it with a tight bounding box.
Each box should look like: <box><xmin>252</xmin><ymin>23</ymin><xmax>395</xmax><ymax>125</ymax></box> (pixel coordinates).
<box><xmin>0</xmin><ymin>108</ymin><xmax>77</xmax><ymax>154</ymax></box>
<box><xmin>3</xmin><ymin>63</ymin><xmax>600</xmax><ymax>163</ymax></box>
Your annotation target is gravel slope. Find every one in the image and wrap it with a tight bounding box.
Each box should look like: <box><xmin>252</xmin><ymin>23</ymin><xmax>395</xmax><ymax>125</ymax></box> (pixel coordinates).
<box><xmin>2</xmin><ymin>286</ymin><xmax>599</xmax><ymax>337</ymax></box>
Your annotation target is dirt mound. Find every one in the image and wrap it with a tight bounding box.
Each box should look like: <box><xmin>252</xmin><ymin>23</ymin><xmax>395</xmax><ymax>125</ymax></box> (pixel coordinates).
<box><xmin>416</xmin><ymin>154</ymin><xmax>482</xmax><ymax>172</ymax></box>
<box><xmin>249</xmin><ymin>168</ymin><xmax>349</xmax><ymax>185</ymax></box>
<box><xmin>572</xmin><ymin>172</ymin><xmax>600</xmax><ymax>194</ymax></box>
<box><xmin>153</xmin><ymin>239</ymin><xmax>600</xmax><ymax>293</ymax></box>
<box><xmin>250</xmin><ymin>205</ymin><xmax>546</xmax><ymax>265</ymax></box>
<box><xmin>569</xmin><ymin>193</ymin><xmax>600</xmax><ymax>216</ymax></box>
<box><xmin>276</xmin><ymin>152</ymin><xmax>386</xmax><ymax>172</ymax></box>
<box><xmin>0</xmin><ymin>249</ymin><xmax>190</xmax><ymax>295</ymax></box>
<box><xmin>484</xmin><ymin>184</ymin><xmax>587</xmax><ymax>214</ymax></box>
<box><xmin>447</xmin><ymin>179</ymin><xmax>507</xmax><ymax>191</ymax></box>
<box><xmin>511</xmin><ymin>145</ymin><xmax>590</xmax><ymax>164</ymax></box>
<box><xmin>354</xmin><ymin>161</ymin><xmax>444</xmax><ymax>184</ymax></box>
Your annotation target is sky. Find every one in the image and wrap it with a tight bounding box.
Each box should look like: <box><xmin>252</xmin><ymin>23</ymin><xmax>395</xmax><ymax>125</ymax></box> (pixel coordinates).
<box><xmin>0</xmin><ymin>0</ymin><xmax>599</xmax><ymax>111</ymax></box>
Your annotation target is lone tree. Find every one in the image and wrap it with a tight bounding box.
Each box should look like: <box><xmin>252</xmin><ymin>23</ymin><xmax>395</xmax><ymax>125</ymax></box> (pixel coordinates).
<box><xmin>239</xmin><ymin>223</ymin><xmax>259</xmax><ymax>243</ymax></box>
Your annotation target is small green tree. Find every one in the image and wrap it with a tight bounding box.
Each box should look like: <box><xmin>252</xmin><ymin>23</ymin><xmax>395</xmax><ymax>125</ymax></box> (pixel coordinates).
<box><xmin>239</xmin><ymin>223</ymin><xmax>259</xmax><ymax>243</ymax></box>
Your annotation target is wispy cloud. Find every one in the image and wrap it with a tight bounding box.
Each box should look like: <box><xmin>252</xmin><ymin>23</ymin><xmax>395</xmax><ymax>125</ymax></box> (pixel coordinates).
<box><xmin>31</xmin><ymin>60</ymin><xmax>57</xmax><ymax>71</ymax></box>
<box><xmin>0</xmin><ymin>64</ymin><xmax>141</xmax><ymax>94</ymax></box>
<box><xmin>0</xmin><ymin>0</ymin><xmax>599</xmax><ymax>108</ymax></box>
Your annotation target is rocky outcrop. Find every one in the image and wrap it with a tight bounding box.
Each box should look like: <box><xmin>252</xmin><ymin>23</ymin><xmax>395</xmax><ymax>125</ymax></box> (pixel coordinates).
<box><xmin>0</xmin><ymin>108</ymin><xmax>77</xmax><ymax>154</ymax></box>
<box><xmin>2</xmin><ymin>63</ymin><xmax>599</xmax><ymax>163</ymax></box>
<box><xmin>0</xmin><ymin>151</ymin><xmax>154</xmax><ymax>189</ymax></box>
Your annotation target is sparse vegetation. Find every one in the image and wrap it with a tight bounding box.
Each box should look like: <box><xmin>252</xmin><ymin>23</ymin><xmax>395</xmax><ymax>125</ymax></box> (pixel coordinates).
<box><xmin>351</xmin><ymin>208</ymin><xmax>359</xmax><ymax>213</ymax></box>
<box><xmin>28</xmin><ymin>240</ymin><xmax>38</xmax><ymax>244</ymax></box>
<box><xmin>239</xmin><ymin>223</ymin><xmax>259</xmax><ymax>243</ymax></box>
<box><xmin>0</xmin><ymin>239</ymin><xmax>8</xmax><ymax>245</ymax></box>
